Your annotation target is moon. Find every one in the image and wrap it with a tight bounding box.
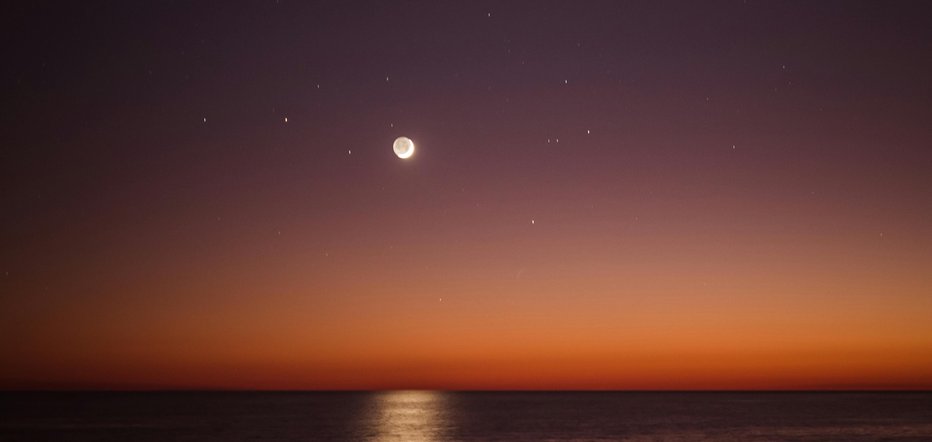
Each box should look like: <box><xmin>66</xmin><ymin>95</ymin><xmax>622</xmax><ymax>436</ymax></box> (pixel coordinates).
<box><xmin>393</xmin><ymin>136</ymin><xmax>415</xmax><ymax>159</ymax></box>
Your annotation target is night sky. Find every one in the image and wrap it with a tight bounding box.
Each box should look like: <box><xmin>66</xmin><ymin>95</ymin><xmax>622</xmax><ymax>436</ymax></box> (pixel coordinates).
<box><xmin>3</xmin><ymin>1</ymin><xmax>932</xmax><ymax>390</ymax></box>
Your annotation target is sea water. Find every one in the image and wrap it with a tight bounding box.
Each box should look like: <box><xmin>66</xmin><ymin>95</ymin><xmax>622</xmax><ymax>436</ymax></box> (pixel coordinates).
<box><xmin>2</xmin><ymin>391</ymin><xmax>931</xmax><ymax>441</ymax></box>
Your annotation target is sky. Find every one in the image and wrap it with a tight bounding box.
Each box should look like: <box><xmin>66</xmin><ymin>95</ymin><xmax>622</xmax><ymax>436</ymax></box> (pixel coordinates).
<box><xmin>2</xmin><ymin>1</ymin><xmax>931</xmax><ymax>390</ymax></box>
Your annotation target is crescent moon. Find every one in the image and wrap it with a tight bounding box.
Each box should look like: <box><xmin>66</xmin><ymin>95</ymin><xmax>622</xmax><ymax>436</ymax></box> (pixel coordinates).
<box><xmin>393</xmin><ymin>137</ymin><xmax>415</xmax><ymax>159</ymax></box>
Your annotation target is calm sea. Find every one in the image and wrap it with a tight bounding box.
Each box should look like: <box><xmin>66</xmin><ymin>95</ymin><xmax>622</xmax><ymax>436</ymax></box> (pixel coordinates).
<box><xmin>1</xmin><ymin>391</ymin><xmax>930</xmax><ymax>441</ymax></box>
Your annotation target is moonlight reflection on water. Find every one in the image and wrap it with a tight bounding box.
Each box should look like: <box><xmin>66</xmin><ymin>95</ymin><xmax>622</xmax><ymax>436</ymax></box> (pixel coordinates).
<box><xmin>369</xmin><ymin>391</ymin><xmax>451</xmax><ymax>441</ymax></box>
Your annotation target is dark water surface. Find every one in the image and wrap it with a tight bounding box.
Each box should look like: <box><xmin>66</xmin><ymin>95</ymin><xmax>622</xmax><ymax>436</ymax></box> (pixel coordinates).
<box><xmin>2</xmin><ymin>392</ymin><xmax>931</xmax><ymax>441</ymax></box>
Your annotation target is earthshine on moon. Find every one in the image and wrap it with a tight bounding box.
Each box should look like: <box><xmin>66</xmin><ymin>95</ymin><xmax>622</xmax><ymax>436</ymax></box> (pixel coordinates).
<box><xmin>393</xmin><ymin>136</ymin><xmax>415</xmax><ymax>159</ymax></box>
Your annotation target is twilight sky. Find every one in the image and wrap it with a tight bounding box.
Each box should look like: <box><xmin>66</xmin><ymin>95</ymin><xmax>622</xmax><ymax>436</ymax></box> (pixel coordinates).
<box><xmin>2</xmin><ymin>1</ymin><xmax>931</xmax><ymax>390</ymax></box>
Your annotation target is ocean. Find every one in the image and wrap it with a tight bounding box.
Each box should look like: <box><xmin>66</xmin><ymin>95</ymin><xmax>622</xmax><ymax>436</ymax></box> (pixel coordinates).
<box><xmin>1</xmin><ymin>391</ymin><xmax>930</xmax><ymax>441</ymax></box>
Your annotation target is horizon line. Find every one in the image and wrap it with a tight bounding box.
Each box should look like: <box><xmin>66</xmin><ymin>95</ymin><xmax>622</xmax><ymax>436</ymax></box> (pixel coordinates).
<box><xmin>4</xmin><ymin>388</ymin><xmax>932</xmax><ymax>393</ymax></box>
